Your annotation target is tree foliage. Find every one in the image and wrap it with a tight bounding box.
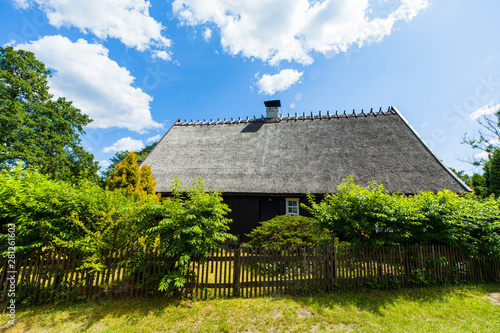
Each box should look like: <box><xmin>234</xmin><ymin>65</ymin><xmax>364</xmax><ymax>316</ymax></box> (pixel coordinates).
<box><xmin>305</xmin><ymin>176</ymin><xmax>500</xmax><ymax>258</ymax></box>
<box><xmin>0</xmin><ymin>168</ymin><xmax>234</xmax><ymax>294</ymax></box>
<box><xmin>132</xmin><ymin>178</ymin><xmax>234</xmax><ymax>295</ymax></box>
<box><xmin>471</xmin><ymin>173</ymin><xmax>488</xmax><ymax>197</ymax></box>
<box><xmin>460</xmin><ymin>103</ymin><xmax>500</xmax><ymax>197</ymax></box>
<box><xmin>101</xmin><ymin>151</ymin><xmax>129</xmax><ymax>183</ymax></box>
<box><xmin>488</xmin><ymin>149</ymin><xmax>500</xmax><ymax>196</ymax></box>
<box><xmin>454</xmin><ymin>150</ymin><xmax>500</xmax><ymax>198</ymax></box>
<box><xmin>0</xmin><ymin>46</ymin><xmax>98</xmax><ymax>181</ymax></box>
<box><xmin>106</xmin><ymin>152</ymin><xmax>158</xmax><ymax>201</ymax></box>
<box><xmin>0</xmin><ymin>166</ymin><xmax>138</xmax><ymax>270</ymax></box>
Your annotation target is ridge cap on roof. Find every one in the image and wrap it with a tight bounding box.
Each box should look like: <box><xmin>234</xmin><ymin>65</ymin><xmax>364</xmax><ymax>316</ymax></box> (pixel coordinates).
<box><xmin>174</xmin><ymin>106</ymin><xmax>396</xmax><ymax>126</ymax></box>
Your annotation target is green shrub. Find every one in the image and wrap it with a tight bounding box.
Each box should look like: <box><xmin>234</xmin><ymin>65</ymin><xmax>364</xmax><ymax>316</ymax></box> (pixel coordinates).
<box><xmin>245</xmin><ymin>215</ymin><xmax>328</xmax><ymax>248</ymax></box>
<box><xmin>0</xmin><ymin>168</ymin><xmax>235</xmax><ymax>296</ymax></box>
<box><xmin>304</xmin><ymin>176</ymin><xmax>420</xmax><ymax>247</ymax></box>
<box><xmin>304</xmin><ymin>176</ymin><xmax>500</xmax><ymax>258</ymax></box>
<box><xmin>133</xmin><ymin>177</ymin><xmax>235</xmax><ymax>295</ymax></box>
<box><xmin>0</xmin><ymin>165</ymin><xmax>139</xmax><ymax>270</ymax></box>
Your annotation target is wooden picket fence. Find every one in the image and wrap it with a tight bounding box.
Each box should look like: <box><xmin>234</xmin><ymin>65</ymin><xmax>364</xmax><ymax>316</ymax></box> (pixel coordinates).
<box><xmin>193</xmin><ymin>245</ymin><xmax>500</xmax><ymax>299</ymax></box>
<box><xmin>1</xmin><ymin>245</ymin><xmax>500</xmax><ymax>304</ymax></box>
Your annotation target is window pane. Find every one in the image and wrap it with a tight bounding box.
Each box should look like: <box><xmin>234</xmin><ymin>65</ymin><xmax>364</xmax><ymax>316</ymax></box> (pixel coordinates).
<box><xmin>286</xmin><ymin>199</ymin><xmax>299</xmax><ymax>215</ymax></box>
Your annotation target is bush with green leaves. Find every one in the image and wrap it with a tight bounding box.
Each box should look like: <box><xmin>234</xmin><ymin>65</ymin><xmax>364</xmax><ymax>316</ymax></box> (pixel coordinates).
<box><xmin>245</xmin><ymin>215</ymin><xmax>328</xmax><ymax>247</ymax></box>
<box><xmin>0</xmin><ymin>165</ymin><xmax>140</xmax><ymax>270</ymax></box>
<box><xmin>411</xmin><ymin>190</ymin><xmax>500</xmax><ymax>258</ymax></box>
<box><xmin>305</xmin><ymin>177</ymin><xmax>419</xmax><ymax>246</ymax></box>
<box><xmin>305</xmin><ymin>176</ymin><xmax>500</xmax><ymax>258</ymax></box>
<box><xmin>1</xmin><ymin>169</ymin><xmax>234</xmax><ymax>295</ymax></box>
<box><xmin>133</xmin><ymin>178</ymin><xmax>235</xmax><ymax>295</ymax></box>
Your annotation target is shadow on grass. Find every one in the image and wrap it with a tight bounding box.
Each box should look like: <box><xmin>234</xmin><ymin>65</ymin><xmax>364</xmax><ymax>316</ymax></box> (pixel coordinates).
<box><xmin>285</xmin><ymin>283</ymin><xmax>500</xmax><ymax>316</ymax></box>
<box><xmin>3</xmin><ymin>295</ymin><xmax>188</xmax><ymax>333</ymax></box>
<box><xmin>5</xmin><ymin>283</ymin><xmax>500</xmax><ymax>332</ymax></box>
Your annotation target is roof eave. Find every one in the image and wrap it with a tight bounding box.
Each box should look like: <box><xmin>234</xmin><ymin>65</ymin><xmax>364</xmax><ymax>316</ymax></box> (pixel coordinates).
<box><xmin>391</xmin><ymin>105</ymin><xmax>472</xmax><ymax>193</ymax></box>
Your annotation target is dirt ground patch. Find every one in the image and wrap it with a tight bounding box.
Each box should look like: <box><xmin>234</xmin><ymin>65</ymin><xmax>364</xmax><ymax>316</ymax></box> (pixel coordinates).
<box><xmin>487</xmin><ymin>293</ymin><xmax>500</xmax><ymax>305</ymax></box>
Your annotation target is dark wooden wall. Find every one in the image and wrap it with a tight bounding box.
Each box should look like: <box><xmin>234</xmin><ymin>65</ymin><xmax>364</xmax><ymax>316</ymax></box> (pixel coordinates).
<box><xmin>222</xmin><ymin>195</ymin><xmax>312</xmax><ymax>242</ymax></box>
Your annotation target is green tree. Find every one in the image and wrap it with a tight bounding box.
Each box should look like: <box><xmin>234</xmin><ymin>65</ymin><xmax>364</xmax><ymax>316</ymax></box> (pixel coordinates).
<box><xmin>450</xmin><ymin>167</ymin><xmax>490</xmax><ymax>197</ymax></box>
<box><xmin>471</xmin><ymin>173</ymin><xmax>488</xmax><ymax>197</ymax></box>
<box><xmin>0</xmin><ymin>166</ymin><xmax>137</xmax><ymax>259</ymax></box>
<box><xmin>101</xmin><ymin>150</ymin><xmax>130</xmax><ymax>183</ymax></box>
<box><xmin>489</xmin><ymin>149</ymin><xmax>500</xmax><ymax>196</ymax></box>
<box><xmin>0</xmin><ymin>46</ymin><xmax>98</xmax><ymax>181</ymax></box>
<box><xmin>304</xmin><ymin>176</ymin><xmax>419</xmax><ymax>246</ymax></box>
<box><xmin>106</xmin><ymin>152</ymin><xmax>158</xmax><ymax>200</ymax></box>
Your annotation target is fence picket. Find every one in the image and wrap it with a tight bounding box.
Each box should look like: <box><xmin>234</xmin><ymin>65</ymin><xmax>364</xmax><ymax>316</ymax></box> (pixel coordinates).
<box><xmin>4</xmin><ymin>244</ymin><xmax>500</xmax><ymax>304</ymax></box>
<box><xmin>36</xmin><ymin>250</ymin><xmax>48</xmax><ymax>303</ymax></box>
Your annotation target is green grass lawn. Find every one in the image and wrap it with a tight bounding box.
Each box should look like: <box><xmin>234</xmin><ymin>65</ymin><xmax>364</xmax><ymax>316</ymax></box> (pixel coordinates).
<box><xmin>2</xmin><ymin>283</ymin><xmax>500</xmax><ymax>332</ymax></box>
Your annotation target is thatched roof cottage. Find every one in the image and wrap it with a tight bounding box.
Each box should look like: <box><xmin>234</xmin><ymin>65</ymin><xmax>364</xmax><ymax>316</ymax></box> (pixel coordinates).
<box><xmin>140</xmin><ymin>102</ymin><xmax>469</xmax><ymax>239</ymax></box>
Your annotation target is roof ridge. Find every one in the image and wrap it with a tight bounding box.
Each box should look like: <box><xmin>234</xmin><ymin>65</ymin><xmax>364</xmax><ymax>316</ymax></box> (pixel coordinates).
<box><xmin>174</xmin><ymin>106</ymin><xmax>395</xmax><ymax>126</ymax></box>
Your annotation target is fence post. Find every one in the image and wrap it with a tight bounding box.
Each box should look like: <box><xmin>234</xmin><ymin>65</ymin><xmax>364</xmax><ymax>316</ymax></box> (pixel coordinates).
<box><xmin>323</xmin><ymin>246</ymin><xmax>327</xmax><ymax>292</ymax></box>
<box><xmin>233</xmin><ymin>247</ymin><xmax>241</xmax><ymax>297</ymax></box>
<box><xmin>334</xmin><ymin>238</ymin><xmax>339</xmax><ymax>289</ymax></box>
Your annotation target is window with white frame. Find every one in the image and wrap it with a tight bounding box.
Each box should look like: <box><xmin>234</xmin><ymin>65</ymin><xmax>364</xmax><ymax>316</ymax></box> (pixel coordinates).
<box><xmin>286</xmin><ymin>198</ymin><xmax>299</xmax><ymax>215</ymax></box>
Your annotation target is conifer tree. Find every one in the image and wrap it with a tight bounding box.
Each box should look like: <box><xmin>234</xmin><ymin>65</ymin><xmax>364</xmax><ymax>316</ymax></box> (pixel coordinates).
<box><xmin>106</xmin><ymin>152</ymin><xmax>158</xmax><ymax>200</ymax></box>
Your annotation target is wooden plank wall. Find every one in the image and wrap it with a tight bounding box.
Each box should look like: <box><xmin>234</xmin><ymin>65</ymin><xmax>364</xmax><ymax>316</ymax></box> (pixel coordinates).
<box><xmin>1</xmin><ymin>245</ymin><xmax>499</xmax><ymax>303</ymax></box>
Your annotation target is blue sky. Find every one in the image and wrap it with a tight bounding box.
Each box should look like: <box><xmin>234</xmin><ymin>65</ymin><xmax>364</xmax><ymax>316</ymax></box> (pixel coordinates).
<box><xmin>1</xmin><ymin>0</ymin><xmax>499</xmax><ymax>175</ymax></box>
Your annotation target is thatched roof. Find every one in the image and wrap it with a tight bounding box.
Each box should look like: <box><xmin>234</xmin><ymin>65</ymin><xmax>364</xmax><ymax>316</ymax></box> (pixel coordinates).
<box><xmin>141</xmin><ymin>106</ymin><xmax>469</xmax><ymax>194</ymax></box>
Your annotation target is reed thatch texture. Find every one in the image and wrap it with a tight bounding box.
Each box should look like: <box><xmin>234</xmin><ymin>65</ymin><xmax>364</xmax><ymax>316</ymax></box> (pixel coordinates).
<box><xmin>141</xmin><ymin>107</ymin><xmax>469</xmax><ymax>195</ymax></box>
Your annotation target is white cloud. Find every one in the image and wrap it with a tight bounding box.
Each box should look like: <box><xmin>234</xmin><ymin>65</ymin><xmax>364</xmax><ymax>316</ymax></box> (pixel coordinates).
<box><xmin>474</xmin><ymin>151</ymin><xmax>489</xmax><ymax>160</ymax></box>
<box><xmin>152</xmin><ymin>50</ymin><xmax>172</xmax><ymax>61</ymax></box>
<box><xmin>12</xmin><ymin>0</ymin><xmax>30</xmax><ymax>9</ymax></box>
<box><xmin>256</xmin><ymin>69</ymin><xmax>303</xmax><ymax>95</ymax></box>
<box><xmin>173</xmin><ymin>0</ymin><xmax>428</xmax><ymax>66</ymax></box>
<box><xmin>98</xmin><ymin>160</ymin><xmax>111</xmax><ymax>169</ymax></box>
<box><xmin>16</xmin><ymin>35</ymin><xmax>162</xmax><ymax>133</ymax></box>
<box><xmin>147</xmin><ymin>134</ymin><xmax>162</xmax><ymax>142</ymax></box>
<box><xmin>3</xmin><ymin>40</ymin><xmax>17</xmax><ymax>47</ymax></box>
<box><xmin>102</xmin><ymin>137</ymin><xmax>145</xmax><ymax>153</ymax></box>
<box><xmin>469</xmin><ymin>102</ymin><xmax>500</xmax><ymax>121</ymax></box>
<box><xmin>14</xmin><ymin>0</ymin><xmax>171</xmax><ymax>54</ymax></box>
<box><xmin>203</xmin><ymin>27</ymin><xmax>212</xmax><ymax>41</ymax></box>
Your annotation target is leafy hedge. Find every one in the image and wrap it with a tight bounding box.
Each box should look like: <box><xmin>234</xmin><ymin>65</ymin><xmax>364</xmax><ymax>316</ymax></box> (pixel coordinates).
<box><xmin>0</xmin><ymin>165</ymin><xmax>137</xmax><ymax>267</ymax></box>
<box><xmin>0</xmin><ymin>167</ymin><xmax>233</xmax><ymax>295</ymax></box>
<box><xmin>305</xmin><ymin>176</ymin><xmax>500</xmax><ymax>258</ymax></box>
